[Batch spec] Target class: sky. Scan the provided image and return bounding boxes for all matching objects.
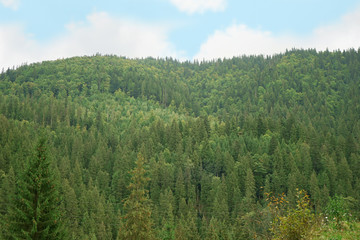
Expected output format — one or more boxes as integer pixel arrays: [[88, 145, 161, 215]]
[[1, 0, 360, 69]]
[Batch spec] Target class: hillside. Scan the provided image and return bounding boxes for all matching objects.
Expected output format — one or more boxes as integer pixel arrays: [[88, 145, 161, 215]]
[[0, 49, 359, 239]]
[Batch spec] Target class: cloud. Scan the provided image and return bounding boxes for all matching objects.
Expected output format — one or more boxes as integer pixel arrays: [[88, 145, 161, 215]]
[[0, 0, 20, 10], [0, 24, 41, 69], [310, 6, 360, 51], [170, 0, 226, 14], [48, 12, 179, 59], [194, 24, 297, 59], [0, 12, 180, 69], [195, 6, 360, 60]]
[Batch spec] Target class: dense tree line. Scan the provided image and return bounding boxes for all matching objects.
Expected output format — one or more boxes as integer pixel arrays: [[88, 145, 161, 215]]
[[0, 49, 359, 239]]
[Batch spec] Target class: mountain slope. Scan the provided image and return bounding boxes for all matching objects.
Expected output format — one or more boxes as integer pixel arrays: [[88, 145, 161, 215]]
[[0, 49, 359, 239]]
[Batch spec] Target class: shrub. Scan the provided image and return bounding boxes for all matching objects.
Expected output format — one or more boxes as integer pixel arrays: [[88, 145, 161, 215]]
[[267, 189, 315, 240], [325, 195, 356, 229]]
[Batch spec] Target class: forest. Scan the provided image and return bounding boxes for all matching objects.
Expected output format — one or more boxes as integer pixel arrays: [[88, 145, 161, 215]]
[[0, 49, 359, 239]]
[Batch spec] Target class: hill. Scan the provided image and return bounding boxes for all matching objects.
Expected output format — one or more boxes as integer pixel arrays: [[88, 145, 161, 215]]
[[1, 49, 359, 239]]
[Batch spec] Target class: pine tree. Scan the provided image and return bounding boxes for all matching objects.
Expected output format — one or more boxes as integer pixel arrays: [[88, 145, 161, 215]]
[[175, 169, 186, 216], [0, 167, 15, 239], [212, 176, 229, 222], [309, 171, 321, 213], [4, 138, 65, 239], [204, 217, 220, 240], [61, 179, 79, 238], [118, 152, 155, 240], [244, 168, 256, 203], [175, 211, 200, 240]]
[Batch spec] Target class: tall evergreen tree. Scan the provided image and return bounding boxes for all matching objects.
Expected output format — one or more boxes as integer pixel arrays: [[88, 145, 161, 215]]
[[0, 167, 15, 239], [309, 171, 321, 213], [4, 138, 65, 239], [118, 153, 155, 240]]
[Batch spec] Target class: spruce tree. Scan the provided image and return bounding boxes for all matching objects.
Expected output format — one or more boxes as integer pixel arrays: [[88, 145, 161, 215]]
[[0, 167, 15, 239], [118, 152, 155, 240], [4, 138, 65, 239], [204, 217, 220, 240]]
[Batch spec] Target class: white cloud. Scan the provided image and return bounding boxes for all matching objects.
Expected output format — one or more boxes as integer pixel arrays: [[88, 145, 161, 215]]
[[310, 6, 360, 51], [194, 24, 298, 59], [48, 12, 178, 59], [0, 0, 20, 10], [170, 0, 226, 14], [0, 12, 180, 69], [0, 24, 41, 69], [195, 6, 360, 60]]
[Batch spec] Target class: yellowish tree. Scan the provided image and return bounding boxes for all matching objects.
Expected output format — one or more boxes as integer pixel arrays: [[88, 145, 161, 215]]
[[118, 153, 155, 240]]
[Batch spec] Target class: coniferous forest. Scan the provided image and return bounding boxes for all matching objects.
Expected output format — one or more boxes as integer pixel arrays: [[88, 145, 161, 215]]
[[0, 49, 360, 239]]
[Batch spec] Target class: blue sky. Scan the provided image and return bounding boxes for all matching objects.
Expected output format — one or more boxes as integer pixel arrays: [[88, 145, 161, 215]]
[[1, 0, 360, 68]]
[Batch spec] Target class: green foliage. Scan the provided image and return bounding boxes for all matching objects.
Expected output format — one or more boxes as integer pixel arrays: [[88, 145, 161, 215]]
[[0, 49, 360, 239], [325, 195, 356, 230], [267, 189, 315, 240], [4, 139, 66, 239], [315, 221, 360, 240], [118, 153, 155, 240]]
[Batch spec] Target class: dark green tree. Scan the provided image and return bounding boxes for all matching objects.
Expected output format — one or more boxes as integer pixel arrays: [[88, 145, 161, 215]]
[[309, 171, 321, 213], [244, 168, 256, 210], [4, 138, 65, 239], [0, 167, 15, 238], [175, 211, 200, 240]]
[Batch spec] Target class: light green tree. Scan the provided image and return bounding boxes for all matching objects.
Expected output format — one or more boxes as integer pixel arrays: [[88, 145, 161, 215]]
[[118, 153, 155, 240]]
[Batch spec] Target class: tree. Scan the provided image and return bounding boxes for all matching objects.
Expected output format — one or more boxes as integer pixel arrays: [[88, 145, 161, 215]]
[[4, 138, 65, 239], [0, 167, 15, 239], [118, 153, 155, 240], [204, 217, 220, 240], [309, 171, 321, 213], [244, 168, 256, 209], [61, 179, 80, 238], [211, 176, 229, 222], [175, 211, 200, 240]]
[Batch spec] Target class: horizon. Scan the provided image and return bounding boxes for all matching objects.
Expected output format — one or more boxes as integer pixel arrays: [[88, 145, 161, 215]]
[[3, 47, 359, 70]]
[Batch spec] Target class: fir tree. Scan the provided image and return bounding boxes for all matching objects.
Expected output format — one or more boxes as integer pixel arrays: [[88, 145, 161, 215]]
[[4, 138, 65, 240], [118, 153, 155, 240], [0, 167, 15, 239]]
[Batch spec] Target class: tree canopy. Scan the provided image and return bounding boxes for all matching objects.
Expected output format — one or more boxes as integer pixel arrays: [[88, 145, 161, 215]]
[[0, 49, 359, 239]]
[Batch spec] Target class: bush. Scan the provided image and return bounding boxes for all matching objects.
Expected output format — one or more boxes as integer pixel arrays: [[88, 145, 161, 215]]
[[267, 189, 315, 240], [325, 195, 356, 230]]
